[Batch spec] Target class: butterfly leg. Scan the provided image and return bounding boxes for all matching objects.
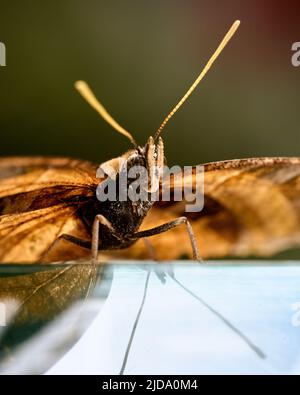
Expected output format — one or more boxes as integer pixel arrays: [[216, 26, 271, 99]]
[[41, 215, 115, 264], [39, 233, 91, 262], [91, 214, 115, 264], [132, 217, 202, 262], [55, 215, 116, 264], [143, 238, 159, 261]]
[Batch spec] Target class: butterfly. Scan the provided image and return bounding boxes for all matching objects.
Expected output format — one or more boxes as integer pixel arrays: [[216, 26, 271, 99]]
[[1, 20, 300, 265]]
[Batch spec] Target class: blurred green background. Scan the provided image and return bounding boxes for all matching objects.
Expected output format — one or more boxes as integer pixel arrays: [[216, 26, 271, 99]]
[[0, 0, 299, 166]]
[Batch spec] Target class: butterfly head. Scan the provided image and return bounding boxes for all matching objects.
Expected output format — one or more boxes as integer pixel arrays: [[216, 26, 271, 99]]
[[98, 136, 164, 183], [143, 135, 165, 175]]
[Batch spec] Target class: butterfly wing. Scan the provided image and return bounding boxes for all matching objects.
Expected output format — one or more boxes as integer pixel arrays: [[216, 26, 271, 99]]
[[122, 157, 300, 259], [0, 157, 100, 263], [3, 156, 300, 261], [0, 263, 104, 368], [0, 158, 106, 365]]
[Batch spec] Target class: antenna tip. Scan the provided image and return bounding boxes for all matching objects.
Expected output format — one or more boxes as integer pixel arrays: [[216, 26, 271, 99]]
[[234, 20, 241, 27], [74, 80, 87, 91]]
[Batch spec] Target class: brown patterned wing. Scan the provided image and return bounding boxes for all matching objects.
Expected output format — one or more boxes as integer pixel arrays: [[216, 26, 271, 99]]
[[0, 158, 104, 363], [0, 264, 103, 367], [0, 157, 100, 263], [0, 264, 99, 323], [123, 157, 300, 259]]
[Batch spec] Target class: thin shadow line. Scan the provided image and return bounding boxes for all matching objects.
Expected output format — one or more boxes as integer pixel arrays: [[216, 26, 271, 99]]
[[170, 276, 266, 360], [119, 270, 151, 375]]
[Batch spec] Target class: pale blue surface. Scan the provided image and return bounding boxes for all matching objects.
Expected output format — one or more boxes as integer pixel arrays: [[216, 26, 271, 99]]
[[46, 262, 300, 375]]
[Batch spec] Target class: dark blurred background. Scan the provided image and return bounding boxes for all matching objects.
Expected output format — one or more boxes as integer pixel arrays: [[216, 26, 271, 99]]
[[0, 0, 299, 166]]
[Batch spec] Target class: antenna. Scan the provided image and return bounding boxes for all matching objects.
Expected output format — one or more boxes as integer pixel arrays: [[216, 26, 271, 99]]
[[75, 80, 138, 147], [154, 20, 241, 140]]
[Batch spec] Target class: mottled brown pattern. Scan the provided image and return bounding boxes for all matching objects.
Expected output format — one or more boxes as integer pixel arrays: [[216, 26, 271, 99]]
[[1, 156, 300, 262], [122, 157, 300, 260], [0, 264, 100, 363], [0, 157, 99, 263]]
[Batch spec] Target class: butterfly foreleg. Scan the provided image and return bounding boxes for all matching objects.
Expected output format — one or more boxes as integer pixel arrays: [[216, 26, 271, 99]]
[[41, 215, 115, 264], [143, 238, 159, 261], [39, 233, 91, 263], [132, 217, 202, 262], [91, 214, 116, 264]]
